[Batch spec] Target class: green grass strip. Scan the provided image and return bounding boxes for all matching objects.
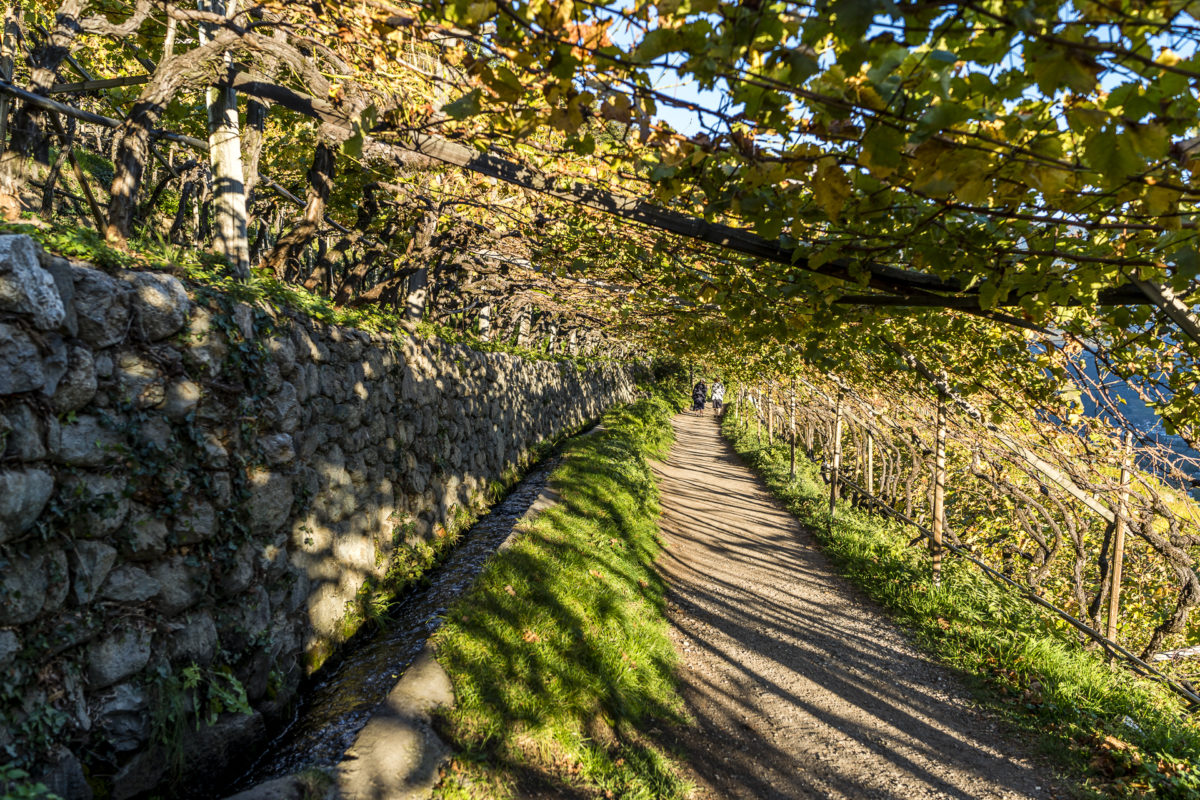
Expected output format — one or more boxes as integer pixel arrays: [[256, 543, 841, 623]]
[[432, 394, 694, 799], [722, 411, 1200, 799]]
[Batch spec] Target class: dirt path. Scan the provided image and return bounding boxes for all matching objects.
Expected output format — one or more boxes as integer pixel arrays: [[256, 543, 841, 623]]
[[652, 413, 1067, 800]]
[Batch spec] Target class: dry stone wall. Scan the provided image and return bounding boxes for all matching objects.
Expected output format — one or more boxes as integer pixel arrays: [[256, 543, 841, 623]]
[[0, 234, 635, 799]]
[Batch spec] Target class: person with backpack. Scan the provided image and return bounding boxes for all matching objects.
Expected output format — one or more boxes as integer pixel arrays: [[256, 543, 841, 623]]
[[692, 378, 707, 414]]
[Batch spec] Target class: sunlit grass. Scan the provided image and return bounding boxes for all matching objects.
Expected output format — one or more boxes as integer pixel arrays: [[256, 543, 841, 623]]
[[432, 395, 694, 799]]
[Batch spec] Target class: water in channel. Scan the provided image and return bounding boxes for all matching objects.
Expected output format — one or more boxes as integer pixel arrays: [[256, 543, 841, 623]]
[[223, 450, 566, 793]]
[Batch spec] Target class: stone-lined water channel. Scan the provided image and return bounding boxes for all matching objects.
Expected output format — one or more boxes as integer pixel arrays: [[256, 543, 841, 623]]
[[218, 448, 568, 796]]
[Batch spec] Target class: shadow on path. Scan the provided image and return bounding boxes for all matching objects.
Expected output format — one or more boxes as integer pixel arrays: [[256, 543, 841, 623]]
[[651, 413, 1066, 800]]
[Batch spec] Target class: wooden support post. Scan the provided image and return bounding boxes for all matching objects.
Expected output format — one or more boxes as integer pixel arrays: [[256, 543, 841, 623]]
[[1106, 431, 1134, 643], [866, 427, 875, 497], [830, 391, 843, 518], [931, 392, 947, 585], [755, 387, 761, 443], [767, 388, 774, 446], [789, 385, 797, 480]]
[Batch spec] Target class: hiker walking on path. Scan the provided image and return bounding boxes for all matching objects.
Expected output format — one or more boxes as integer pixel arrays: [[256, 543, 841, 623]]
[[710, 379, 725, 416], [692, 379, 707, 414]]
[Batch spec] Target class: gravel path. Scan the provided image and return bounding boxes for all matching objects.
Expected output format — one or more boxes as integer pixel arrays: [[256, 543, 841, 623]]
[[652, 413, 1068, 800]]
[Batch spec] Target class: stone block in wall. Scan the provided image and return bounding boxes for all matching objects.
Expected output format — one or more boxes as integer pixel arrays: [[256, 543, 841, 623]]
[[217, 543, 257, 597], [133, 416, 172, 454], [72, 266, 130, 348], [43, 548, 70, 614], [114, 351, 165, 409], [42, 610, 96, 658], [294, 362, 317, 403], [87, 622, 152, 689], [305, 580, 348, 646], [56, 415, 125, 467], [33, 747, 91, 800], [245, 468, 293, 534], [182, 305, 228, 376], [127, 271, 188, 341], [62, 473, 130, 536], [0, 321, 46, 394], [0, 234, 65, 330], [93, 683, 150, 754], [237, 647, 274, 704], [254, 433, 294, 466], [121, 503, 169, 560], [0, 468, 54, 542], [150, 556, 209, 616], [0, 545, 66, 625], [111, 746, 168, 800], [264, 381, 300, 433], [209, 471, 232, 507], [52, 346, 98, 414], [99, 565, 161, 604], [292, 323, 327, 364], [68, 540, 118, 605], [318, 364, 347, 402], [37, 252, 77, 337], [0, 630, 19, 667], [218, 585, 271, 654], [165, 611, 219, 665], [174, 500, 217, 544], [267, 334, 297, 376], [162, 378, 200, 421], [199, 431, 230, 468], [260, 358, 283, 393]]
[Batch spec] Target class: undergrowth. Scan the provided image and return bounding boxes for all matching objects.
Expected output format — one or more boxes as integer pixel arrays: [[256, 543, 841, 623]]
[[431, 392, 693, 800], [722, 409, 1200, 799]]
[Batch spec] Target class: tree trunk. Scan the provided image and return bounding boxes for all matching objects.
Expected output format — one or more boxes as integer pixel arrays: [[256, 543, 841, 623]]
[[0, 0, 84, 208], [241, 23, 287, 202], [40, 119, 71, 215], [199, 0, 249, 278], [107, 32, 242, 243], [478, 303, 492, 340], [168, 179, 196, 243], [403, 206, 439, 320], [263, 143, 335, 277], [516, 307, 530, 347], [406, 265, 428, 322]]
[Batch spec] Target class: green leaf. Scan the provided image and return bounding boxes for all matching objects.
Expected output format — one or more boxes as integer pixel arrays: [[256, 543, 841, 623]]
[[812, 158, 852, 222], [859, 124, 905, 177], [1025, 42, 1100, 95], [1085, 127, 1141, 185], [442, 89, 484, 121]]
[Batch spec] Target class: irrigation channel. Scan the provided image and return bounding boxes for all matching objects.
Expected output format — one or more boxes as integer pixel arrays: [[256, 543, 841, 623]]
[[216, 439, 574, 796]]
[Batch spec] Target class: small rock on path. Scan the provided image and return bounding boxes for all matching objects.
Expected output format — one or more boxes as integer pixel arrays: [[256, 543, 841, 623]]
[[652, 413, 1067, 800]]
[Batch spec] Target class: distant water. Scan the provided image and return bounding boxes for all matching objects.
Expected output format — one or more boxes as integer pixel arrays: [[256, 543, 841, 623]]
[[1077, 352, 1199, 493]]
